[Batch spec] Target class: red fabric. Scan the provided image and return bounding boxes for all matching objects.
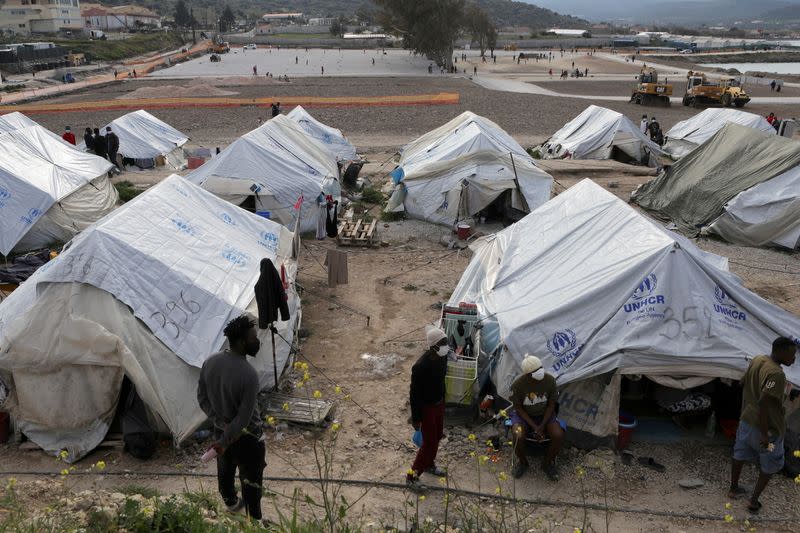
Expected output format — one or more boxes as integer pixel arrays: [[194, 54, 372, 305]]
[[410, 401, 444, 477], [62, 132, 76, 145], [280, 264, 288, 290], [293, 194, 304, 210]]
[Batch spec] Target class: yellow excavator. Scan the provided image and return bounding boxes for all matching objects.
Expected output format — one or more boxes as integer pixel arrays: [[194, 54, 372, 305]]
[[630, 67, 673, 107], [682, 71, 750, 108], [211, 34, 230, 54]]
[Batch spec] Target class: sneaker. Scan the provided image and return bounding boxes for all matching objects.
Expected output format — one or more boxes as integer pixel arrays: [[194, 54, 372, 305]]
[[543, 462, 560, 481], [405, 476, 426, 494], [225, 497, 245, 513], [511, 461, 528, 479], [425, 465, 447, 477]]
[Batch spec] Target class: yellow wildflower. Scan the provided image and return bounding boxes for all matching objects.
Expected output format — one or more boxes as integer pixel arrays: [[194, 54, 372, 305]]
[[313, 390, 322, 399], [576, 466, 585, 478], [498, 409, 508, 418], [407, 469, 416, 477], [467, 433, 476, 442], [418, 495, 426, 501], [794, 450, 800, 458], [438, 477, 446, 486], [479, 455, 489, 465], [282, 402, 290, 411], [495, 486, 501, 494], [60, 469, 69, 476], [469, 451, 476, 458], [744, 520, 751, 527], [266, 416, 277, 426], [335, 386, 342, 394], [95, 461, 106, 471], [724, 514, 734, 523], [302, 372, 310, 383], [486, 439, 494, 447], [331, 422, 341, 432], [58, 450, 68, 460], [795, 474, 800, 484], [343, 394, 351, 401], [573, 529, 582, 533], [724, 502, 732, 510], [498, 472, 508, 481], [6, 478, 17, 490], [506, 441, 513, 446]]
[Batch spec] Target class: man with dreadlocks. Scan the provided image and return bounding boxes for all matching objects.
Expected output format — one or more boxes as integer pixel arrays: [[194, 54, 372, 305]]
[[197, 314, 266, 522]]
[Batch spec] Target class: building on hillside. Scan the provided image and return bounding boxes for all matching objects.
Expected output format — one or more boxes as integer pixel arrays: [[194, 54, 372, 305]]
[[308, 17, 334, 26], [0, 0, 82, 35], [262, 13, 303, 23], [81, 3, 161, 31], [547, 28, 591, 38], [0, 42, 70, 73]]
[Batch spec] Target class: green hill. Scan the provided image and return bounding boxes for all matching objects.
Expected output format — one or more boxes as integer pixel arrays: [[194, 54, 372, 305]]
[[476, 0, 588, 28]]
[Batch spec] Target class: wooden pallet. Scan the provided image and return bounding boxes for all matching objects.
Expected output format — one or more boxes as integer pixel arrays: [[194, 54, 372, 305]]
[[261, 392, 335, 426], [336, 218, 378, 247]]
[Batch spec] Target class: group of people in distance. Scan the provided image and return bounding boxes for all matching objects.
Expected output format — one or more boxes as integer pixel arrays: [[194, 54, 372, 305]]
[[67, 125, 120, 170]]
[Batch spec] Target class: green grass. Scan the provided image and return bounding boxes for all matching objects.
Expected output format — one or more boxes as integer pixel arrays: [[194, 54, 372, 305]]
[[381, 210, 405, 222], [402, 284, 418, 292], [53, 32, 186, 62], [114, 181, 145, 203], [360, 187, 384, 205], [119, 485, 161, 499]]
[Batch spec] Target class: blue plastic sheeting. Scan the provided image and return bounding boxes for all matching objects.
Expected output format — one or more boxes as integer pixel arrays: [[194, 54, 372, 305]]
[[390, 166, 404, 184]]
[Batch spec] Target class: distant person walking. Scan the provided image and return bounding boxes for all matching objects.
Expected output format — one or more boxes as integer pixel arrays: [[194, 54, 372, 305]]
[[473, 66, 477, 75], [321, 65, 324, 75], [640, 114, 649, 135], [770, 80, 776, 91], [83, 127, 94, 153], [252, 65, 257, 76], [648, 117, 663, 145], [105, 126, 120, 169], [271, 102, 281, 117], [61, 126, 76, 145]]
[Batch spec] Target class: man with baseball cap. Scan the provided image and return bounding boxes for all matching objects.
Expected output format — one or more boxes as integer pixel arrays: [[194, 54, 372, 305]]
[[509, 354, 565, 480], [406, 326, 450, 491]]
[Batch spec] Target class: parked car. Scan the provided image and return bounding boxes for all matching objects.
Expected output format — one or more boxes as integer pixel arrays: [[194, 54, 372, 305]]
[[679, 48, 694, 54]]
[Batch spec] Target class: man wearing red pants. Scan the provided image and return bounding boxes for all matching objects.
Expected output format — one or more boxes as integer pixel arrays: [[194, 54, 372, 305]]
[[406, 326, 450, 491]]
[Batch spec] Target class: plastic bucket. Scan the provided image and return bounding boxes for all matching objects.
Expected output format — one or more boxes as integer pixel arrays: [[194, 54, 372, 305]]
[[256, 211, 271, 220], [617, 411, 637, 450], [0, 412, 9, 444], [456, 223, 472, 240]]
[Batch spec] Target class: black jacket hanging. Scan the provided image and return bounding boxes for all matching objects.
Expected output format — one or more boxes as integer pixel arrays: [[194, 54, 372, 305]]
[[255, 258, 290, 329], [326, 201, 338, 238]]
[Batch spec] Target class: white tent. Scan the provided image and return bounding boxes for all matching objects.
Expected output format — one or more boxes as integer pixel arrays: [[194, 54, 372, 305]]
[[664, 108, 776, 159], [0, 174, 301, 461], [0, 112, 42, 133], [286, 105, 357, 162], [399, 111, 531, 174], [541, 105, 663, 166], [386, 111, 552, 226], [81, 110, 189, 169], [185, 114, 341, 233], [386, 151, 553, 227], [0, 124, 117, 256], [449, 179, 800, 438]]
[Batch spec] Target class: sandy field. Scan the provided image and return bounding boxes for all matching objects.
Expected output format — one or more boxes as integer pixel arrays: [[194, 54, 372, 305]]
[[1, 50, 800, 532]]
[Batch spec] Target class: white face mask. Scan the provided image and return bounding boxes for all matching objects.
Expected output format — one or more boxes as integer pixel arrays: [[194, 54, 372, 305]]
[[437, 345, 450, 357], [531, 368, 545, 381]]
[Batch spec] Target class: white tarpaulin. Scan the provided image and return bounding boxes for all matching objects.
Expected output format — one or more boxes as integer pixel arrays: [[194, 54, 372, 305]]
[[80, 110, 189, 165], [0, 174, 301, 461], [0, 111, 43, 133], [386, 151, 553, 226], [399, 111, 531, 174], [541, 105, 663, 166], [185, 114, 341, 233], [0, 124, 116, 255], [706, 164, 800, 249], [449, 179, 800, 405], [664, 108, 776, 159], [286, 105, 357, 162]]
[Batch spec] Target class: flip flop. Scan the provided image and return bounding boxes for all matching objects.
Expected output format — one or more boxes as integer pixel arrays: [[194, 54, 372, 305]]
[[637, 457, 666, 473], [747, 500, 762, 514], [621, 450, 635, 466]]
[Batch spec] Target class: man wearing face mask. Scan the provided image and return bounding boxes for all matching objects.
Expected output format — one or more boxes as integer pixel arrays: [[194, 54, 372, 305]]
[[197, 314, 266, 521], [406, 326, 450, 491], [510, 355, 564, 481]]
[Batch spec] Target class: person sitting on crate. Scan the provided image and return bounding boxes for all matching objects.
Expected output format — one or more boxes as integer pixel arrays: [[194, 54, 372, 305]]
[[406, 326, 451, 492], [509, 355, 566, 481]]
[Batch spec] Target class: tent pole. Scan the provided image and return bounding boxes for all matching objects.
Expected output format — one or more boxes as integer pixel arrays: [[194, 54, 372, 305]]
[[509, 152, 530, 212], [271, 325, 279, 391]]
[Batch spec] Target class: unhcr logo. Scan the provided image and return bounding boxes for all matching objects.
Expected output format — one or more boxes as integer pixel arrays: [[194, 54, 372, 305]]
[[218, 212, 236, 226], [547, 329, 584, 373], [258, 231, 279, 253], [713, 285, 746, 321], [221, 245, 250, 267], [171, 217, 199, 237], [0, 186, 9, 209], [20, 208, 42, 225], [624, 274, 666, 313]]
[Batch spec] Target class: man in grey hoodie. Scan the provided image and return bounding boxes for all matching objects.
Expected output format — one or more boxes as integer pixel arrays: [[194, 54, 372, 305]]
[[197, 314, 265, 521]]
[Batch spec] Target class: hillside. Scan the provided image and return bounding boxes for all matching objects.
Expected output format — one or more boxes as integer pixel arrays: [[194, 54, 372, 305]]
[[95, 0, 586, 28]]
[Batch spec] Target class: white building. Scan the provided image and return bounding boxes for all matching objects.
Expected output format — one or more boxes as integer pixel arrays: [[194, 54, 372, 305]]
[[81, 3, 161, 31], [262, 12, 303, 23], [547, 28, 591, 38], [0, 0, 82, 35]]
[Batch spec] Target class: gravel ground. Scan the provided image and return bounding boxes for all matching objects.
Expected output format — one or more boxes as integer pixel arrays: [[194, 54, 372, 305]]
[[24, 76, 793, 151]]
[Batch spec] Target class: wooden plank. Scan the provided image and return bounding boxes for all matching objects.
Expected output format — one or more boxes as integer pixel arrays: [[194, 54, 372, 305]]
[[365, 220, 377, 239], [351, 220, 363, 239], [20, 440, 124, 451]]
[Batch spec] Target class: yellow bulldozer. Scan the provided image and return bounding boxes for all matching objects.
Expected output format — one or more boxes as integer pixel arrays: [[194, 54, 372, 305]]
[[682, 71, 750, 108], [630, 67, 673, 106], [211, 34, 230, 54]]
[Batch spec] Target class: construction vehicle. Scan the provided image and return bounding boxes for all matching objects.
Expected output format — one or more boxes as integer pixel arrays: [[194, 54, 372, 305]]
[[682, 71, 750, 108], [211, 34, 230, 54], [630, 67, 673, 106]]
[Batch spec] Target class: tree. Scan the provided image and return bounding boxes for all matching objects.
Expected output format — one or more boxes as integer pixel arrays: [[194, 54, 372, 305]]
[[467, 5, 497, 57], [219, 5, 236, 32], [375, 0, 465, 69], [329, 16, 347, 37], [174, 0, 193, 29]]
